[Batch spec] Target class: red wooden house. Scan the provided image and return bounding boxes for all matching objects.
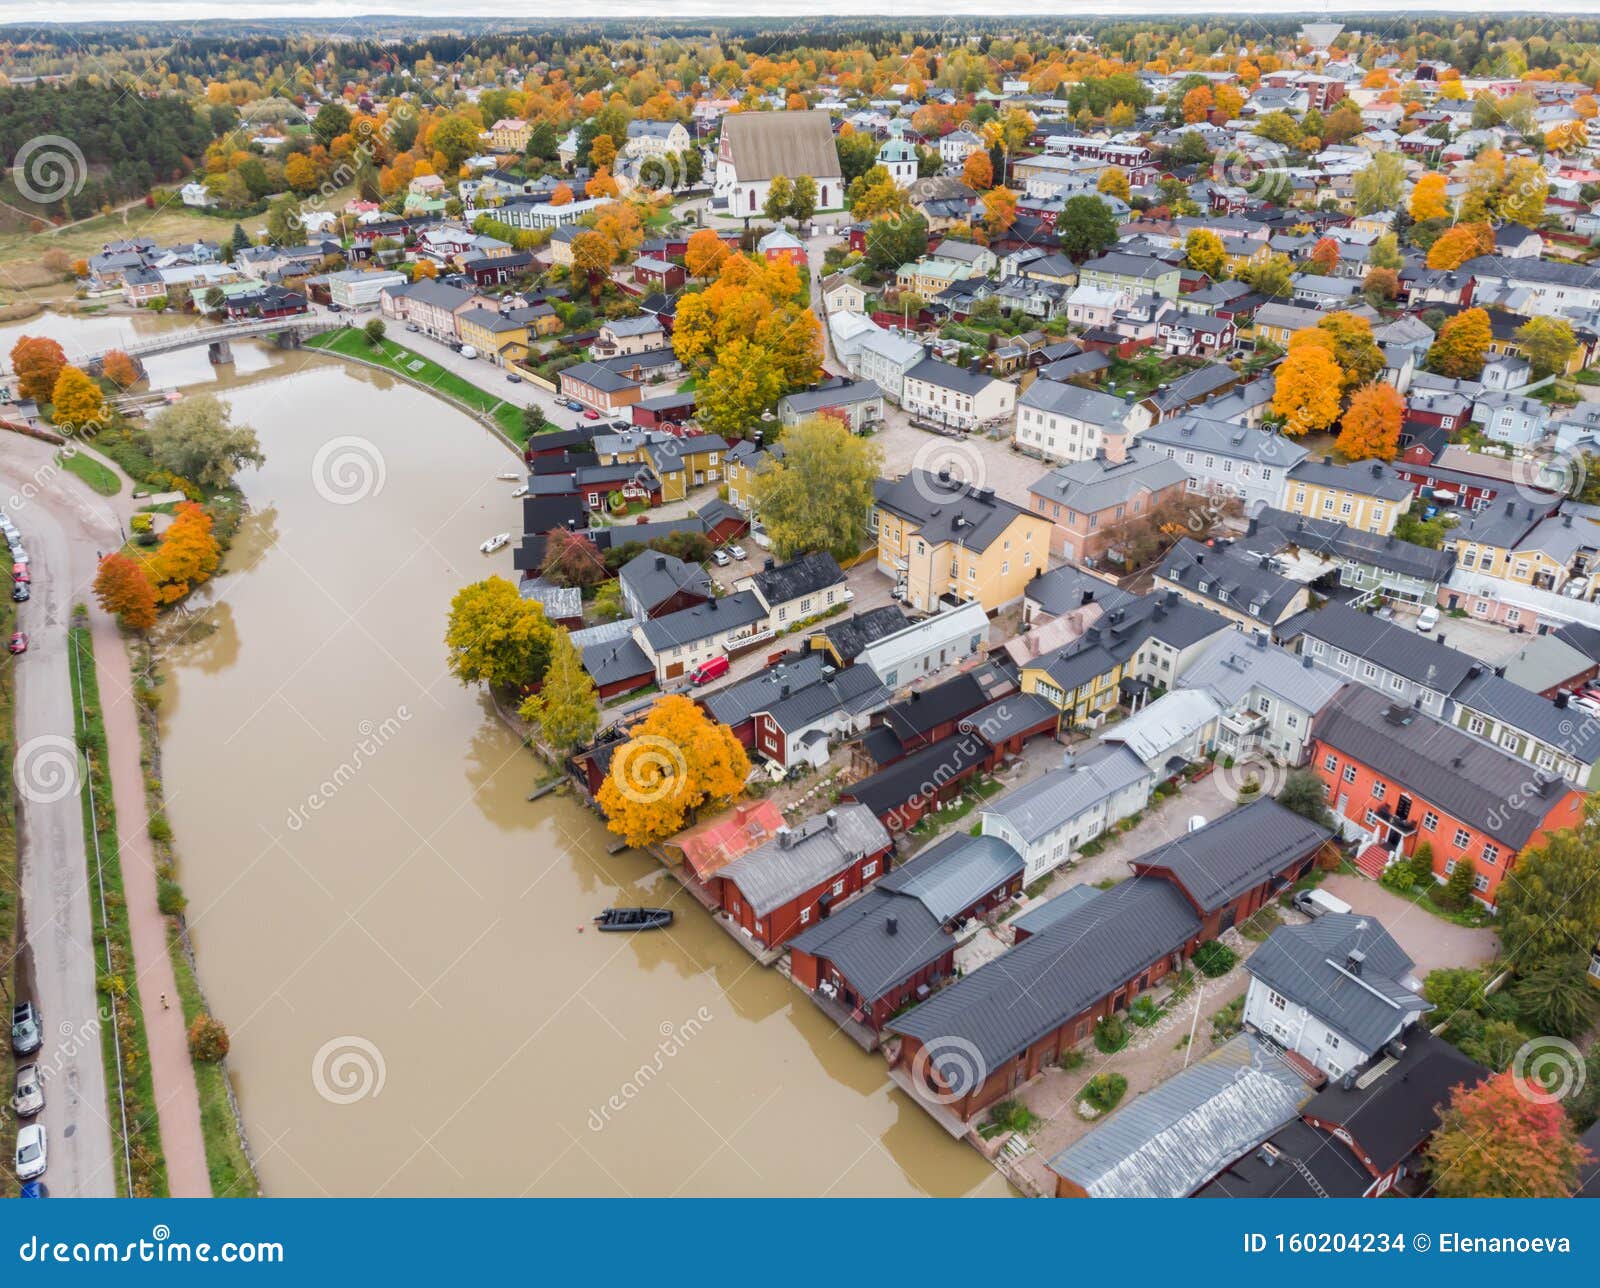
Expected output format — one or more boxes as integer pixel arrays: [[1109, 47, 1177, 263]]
[[712, 805, 893, 950]]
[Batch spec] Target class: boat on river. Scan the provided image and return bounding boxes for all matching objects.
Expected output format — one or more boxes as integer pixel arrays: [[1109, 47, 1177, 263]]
[[593, 907, 674, 932], [480, 532, 510, 553]]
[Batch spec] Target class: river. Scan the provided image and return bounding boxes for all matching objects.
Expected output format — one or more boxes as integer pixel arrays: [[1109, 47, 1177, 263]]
[[2, 316, 1005, 1197]]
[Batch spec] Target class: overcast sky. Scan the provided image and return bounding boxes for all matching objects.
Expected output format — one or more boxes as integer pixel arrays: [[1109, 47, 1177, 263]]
[[6, 2, 1596, 24]]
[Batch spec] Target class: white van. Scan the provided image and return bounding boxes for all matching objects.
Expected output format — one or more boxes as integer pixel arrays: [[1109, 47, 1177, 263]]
[[1292, 888, 1352, 919], [460, 346, 479, 360]]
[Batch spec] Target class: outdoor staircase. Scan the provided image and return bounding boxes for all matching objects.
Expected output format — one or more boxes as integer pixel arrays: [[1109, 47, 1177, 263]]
[[1355, 845, 1391, 881]]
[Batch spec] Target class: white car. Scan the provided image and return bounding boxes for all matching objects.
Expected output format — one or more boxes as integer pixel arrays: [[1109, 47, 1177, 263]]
[[727, 544, 747, 561], [12, 1064, 42, 1118], [710, 548, 731, 567], [1571, 692, 1600, 718], [479, 532, 510, 554], [460, 346, 479, 360], [15, 1123, 46, 1180], [1415, 606, 1440, 632], [1566, 576, 1591, 600]]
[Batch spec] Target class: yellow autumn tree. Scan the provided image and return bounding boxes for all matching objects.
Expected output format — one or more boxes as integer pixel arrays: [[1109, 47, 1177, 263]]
[[1409, 172, 1449, 222], [596, 695, 751, 847], [1272, 345, 1343, 436], [1335, 382, 1404, 463], [1097, 166, 1130, 202], [50, 365, 106, 433], [1426, 222, 1492, 270]]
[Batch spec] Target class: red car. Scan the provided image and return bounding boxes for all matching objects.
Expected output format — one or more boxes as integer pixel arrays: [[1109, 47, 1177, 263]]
[[11, 563, 28, 584], [582, 409, 600, 420], [688, 655, 730, 686], [8, 632, 28, 655]]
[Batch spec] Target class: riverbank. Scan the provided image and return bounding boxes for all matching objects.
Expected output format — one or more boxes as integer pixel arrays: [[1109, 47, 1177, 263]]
[[66, 615, 165, 1197], [305, 327, 530, 447], [126, 634, 259, 1198]]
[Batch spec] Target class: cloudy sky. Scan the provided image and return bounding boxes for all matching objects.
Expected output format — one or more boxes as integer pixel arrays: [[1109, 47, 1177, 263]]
[[5, 1, 1595, 23]]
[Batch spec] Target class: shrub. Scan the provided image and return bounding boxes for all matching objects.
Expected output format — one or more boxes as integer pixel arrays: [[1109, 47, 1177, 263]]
[[985, 1098, 1037, 1135], [187, 1012, 230, 1062], [1129, 995, 1162, 1028], [1083, 1073, 1128, 1113], [147, 814, 172, 844], [1193, 941, 1237, 978], [1058, 1047, 1086, 1071], [1379, 857, 1417, 892], [363, 318, 386, 346], [130, 512, 153, 533], [1436, 858, 1477, 911], [1094, 1012, 1129, 1053], [156, 878, 187, 916]]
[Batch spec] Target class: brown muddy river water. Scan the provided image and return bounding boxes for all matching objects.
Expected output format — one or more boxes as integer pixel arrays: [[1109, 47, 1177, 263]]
[[122, 344, 1007, 1197]]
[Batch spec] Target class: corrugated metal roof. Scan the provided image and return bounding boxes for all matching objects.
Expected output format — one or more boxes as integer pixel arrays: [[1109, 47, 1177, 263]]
[[882, 833, 1024, 923], [1046, 1034, 1311, 1198], [1133, 798, 1333, 913], [983, 744, 1152, 845]]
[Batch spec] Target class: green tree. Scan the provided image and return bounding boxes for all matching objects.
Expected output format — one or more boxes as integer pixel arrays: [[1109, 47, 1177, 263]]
[[518, 630, 599, 751], [311, 101, 352, 145], [1437, 856, 1478, 911], [763, 174, 794, 224], [521, 405, 549, 437], [1497, 827, 1600, 971], [1368, 232, 1402, 271], [1238, 253, 1294, 299], [444, 575, 556, 690], [1277, 770, 1334, 829], [1057, 193, 1118, 262], [1508, 956, 1599, 1039], [789, 174, 817, 224], [1353, 151, 1407, 215], [147, 393, 264, 489], [865, 210, 928, 273], [430, 114, 482, 171], [363, 318, 386, 347], [750, 416, 881, 563], [266, 194, 303, 246], [1515, 316, 1578, 379]]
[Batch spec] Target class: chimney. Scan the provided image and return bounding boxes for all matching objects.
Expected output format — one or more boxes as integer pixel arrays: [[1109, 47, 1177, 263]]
[[886, 916, 898, 936], [1346, 948, 1366, 976], [780, 683, 790, 699], [1103, 431, 1128, 465], [1556, 691, 1570, 708], [1302, 654, 1314, 669], [1080, 589, 1097, 606], [655, 555, 666, 570], [708, 598, 718, 611], [777, 826, 793, 849], [826, 809, 838, 830]]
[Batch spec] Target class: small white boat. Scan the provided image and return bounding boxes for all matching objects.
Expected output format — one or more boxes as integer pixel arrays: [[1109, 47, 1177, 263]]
[[480, 532, 511, 554], [511, 485, 529, 498], [496, 471, 519, 481]]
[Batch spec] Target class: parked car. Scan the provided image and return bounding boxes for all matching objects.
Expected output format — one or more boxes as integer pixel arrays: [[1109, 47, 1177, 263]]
[[710, 548, 730, 567], [582, 408, 600, 420], [688, 655, 730, 686], [1415, 606, 1440, 632], [1571, 693, 1600, 718], [12, 563, 29, 583], [8, 632, 28, 655], [15, 1124, 46, 1181], [18, 1181, 48, 1198], [1566, 576, 1591, 600], [1292, 888, 1353, 919], [727, 544, 747, 561], [405, 322, 420, 333], [12, 1064, 43, 1118], [506, 371, 522, 383], [11, 584, 28, 603], [327, 302, 343, 313], [11, 1002, 41, 1055]]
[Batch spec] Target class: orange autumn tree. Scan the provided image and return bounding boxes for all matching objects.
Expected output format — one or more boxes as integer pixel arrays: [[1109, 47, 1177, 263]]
[[1272, 345, 1343, 436], [144, 502, 221, 605], [1306, 237, 1340, 276], [1424, 1072, 1590, 1198], [101, 349, 139, 389], [961, 149, 993, 190], [10, 335, 67, 403], [1426, 307, 1493, 379], [982, 185, 1018, 236], [549, 183, 574, 206], [1426, 221, 1492, 270], [93, 552, 157, 631], [684, 228, 730, 278], [671, 252, 821, 394], [1335, 382, 1404, 462], [596, 694, 751, 847]]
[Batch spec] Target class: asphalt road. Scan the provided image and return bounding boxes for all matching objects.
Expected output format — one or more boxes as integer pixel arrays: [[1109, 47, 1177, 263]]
[[2, 435, 122, 1198]]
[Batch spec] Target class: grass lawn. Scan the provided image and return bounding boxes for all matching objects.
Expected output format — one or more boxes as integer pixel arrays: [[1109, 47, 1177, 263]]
[[308, 328, 529, 443], [59, 449, 121, 496]]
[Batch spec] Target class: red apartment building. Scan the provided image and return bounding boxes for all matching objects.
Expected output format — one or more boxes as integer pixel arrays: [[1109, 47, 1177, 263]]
[[1309, 685, 1584, 906]]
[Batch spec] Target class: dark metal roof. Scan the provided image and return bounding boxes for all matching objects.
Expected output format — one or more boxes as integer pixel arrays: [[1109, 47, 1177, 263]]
[[822, 605, 910, 662], [748, 551, 845, 608], [1133, 798, 1333, 914], [1158, 538, 1303, 625], [1454, 670, 1600, 763], [1245, 913, 1430, 1053], [887, 876, 1202, 1095], [1313, 683, 1571, 848], [700, 655, 829, 727], [1293, 601, 1475, 693], [788, 887, 950, 1003], [881, 832, 1024, 924], [844, 731, 990, 820], [637, 591, 766, 652]]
